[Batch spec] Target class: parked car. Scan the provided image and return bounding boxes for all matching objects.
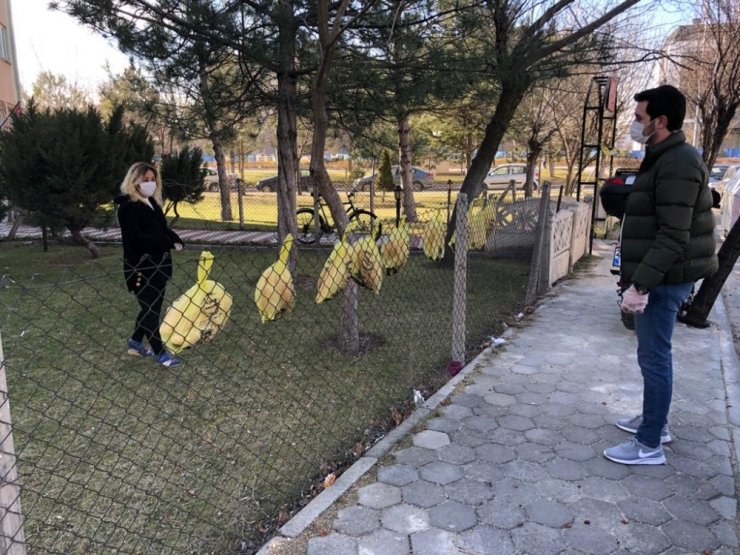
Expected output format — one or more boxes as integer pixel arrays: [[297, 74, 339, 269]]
[[483, 163, 539, 190], [709, 164, 740, 207], [599, 168, 638, 219], [201, 167, 238, 192], [720, 172, 740, 236], [352, 165, 434, 192], [256, 171, 313, 193]]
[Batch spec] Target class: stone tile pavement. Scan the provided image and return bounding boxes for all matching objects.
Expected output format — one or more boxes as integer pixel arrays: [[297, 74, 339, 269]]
[[262, 240, 739, 555]]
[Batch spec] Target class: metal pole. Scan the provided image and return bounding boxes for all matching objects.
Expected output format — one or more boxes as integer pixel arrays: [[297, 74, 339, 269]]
[[590, 81, 606, 255], [446, 180, 453, 226], [0, 332, 28, 554], [449, 193, 468, 378], [237, 181, 245, 230]]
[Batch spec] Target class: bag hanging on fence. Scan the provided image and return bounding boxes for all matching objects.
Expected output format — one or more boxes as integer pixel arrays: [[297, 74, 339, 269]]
[[160, 251, 233, 353]]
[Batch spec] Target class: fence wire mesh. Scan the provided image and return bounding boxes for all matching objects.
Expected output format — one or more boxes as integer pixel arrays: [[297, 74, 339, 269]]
[[0, 190, 543, 554]]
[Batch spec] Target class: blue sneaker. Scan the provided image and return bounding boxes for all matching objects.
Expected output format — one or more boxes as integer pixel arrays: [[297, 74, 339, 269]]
[[616, 414, 672, 443], [127, 339, 154, 358], [156, 352, 182, 367], [604, 437, 666, 465]]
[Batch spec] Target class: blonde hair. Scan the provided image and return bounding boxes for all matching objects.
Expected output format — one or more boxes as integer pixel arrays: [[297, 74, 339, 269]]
[[120, 162, 163, 205]]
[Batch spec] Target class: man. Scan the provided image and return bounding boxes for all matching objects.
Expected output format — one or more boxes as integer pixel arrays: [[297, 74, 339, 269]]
[[604, 85, 717, 465]]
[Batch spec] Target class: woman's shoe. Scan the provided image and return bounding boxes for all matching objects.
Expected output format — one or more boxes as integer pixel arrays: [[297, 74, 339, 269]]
[[156, 352, 182, 367], [127, 339, 154, 358]]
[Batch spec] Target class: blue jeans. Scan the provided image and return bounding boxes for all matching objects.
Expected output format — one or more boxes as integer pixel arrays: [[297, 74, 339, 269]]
[[633, 282, 693, 448]]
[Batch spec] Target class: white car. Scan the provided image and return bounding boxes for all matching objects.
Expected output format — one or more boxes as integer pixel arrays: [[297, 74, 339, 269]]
[[710, 164, 740, 199], [719, 172, 740, 236], [484, 163, 539, 190]]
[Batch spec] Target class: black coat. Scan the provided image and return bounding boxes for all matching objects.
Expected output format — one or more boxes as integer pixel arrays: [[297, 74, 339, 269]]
[[115, 195, 183, 291]]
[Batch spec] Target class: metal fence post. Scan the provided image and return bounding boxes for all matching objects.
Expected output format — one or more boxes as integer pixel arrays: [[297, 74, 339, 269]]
[[449, 193, 468, 377], [0, 332, 27, 555], [526, 181, 551, 304]]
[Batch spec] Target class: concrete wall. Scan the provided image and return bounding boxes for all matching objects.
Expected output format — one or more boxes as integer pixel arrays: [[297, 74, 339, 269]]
[[0, 0, 21, 126]]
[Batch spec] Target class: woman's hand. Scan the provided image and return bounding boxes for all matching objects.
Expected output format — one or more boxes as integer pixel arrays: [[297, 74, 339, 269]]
[[174, 242, 184, 251]]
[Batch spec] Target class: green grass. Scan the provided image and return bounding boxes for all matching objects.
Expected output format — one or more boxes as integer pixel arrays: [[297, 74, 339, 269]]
[[0, 242, 529, 553]]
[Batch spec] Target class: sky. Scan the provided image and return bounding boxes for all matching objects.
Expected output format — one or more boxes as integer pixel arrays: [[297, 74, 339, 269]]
[[9, 0, 693, 97], [11, 0, 130, 94]]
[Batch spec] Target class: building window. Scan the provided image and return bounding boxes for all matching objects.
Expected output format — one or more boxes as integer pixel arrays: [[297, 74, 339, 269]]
[[0, 25, 9, 61]]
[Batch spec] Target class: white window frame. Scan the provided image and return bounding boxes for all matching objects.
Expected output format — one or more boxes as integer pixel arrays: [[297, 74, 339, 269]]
[[0, 24, 9, 61]]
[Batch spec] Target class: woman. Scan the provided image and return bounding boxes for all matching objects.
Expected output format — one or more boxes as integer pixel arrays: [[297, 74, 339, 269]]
[[116, 162, 184, 367]]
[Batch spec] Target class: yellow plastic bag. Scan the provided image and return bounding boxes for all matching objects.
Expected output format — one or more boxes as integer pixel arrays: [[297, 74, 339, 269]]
[[160, 251, 233, 353]]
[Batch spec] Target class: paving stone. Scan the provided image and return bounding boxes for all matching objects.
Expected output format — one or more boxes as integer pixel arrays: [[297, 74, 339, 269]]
[[451, 429, 487, 448], [402, 480, 447, 508], [549, 391, 580, 405], [617, 498, 671, 526], [498, 414, 535, 431], [492, 382, 525, 395], [426, 417, 461, 434], [511, 364, 538, 375], [437, 444, 475, 465], [561, 426, 602, 445], [622, 475, 673, 501], [483, 392, 517, 406], [670, 454, 725, 479], [429, 501, 477, 532], [358, 482, 402, 510], [524, 499, 573, 528], [612, 522, 671, 554], [307, 533, 358, 555], [419, 461, 463, 485], [476, 498, 525, 529], [709, 496, 737, 520], [456, 525, 514, 554], [564, 524, 619, 554], [661, 519, 721, 551], [710, 521, 739, 548], [568, 412, 608, 429], [710, 474, 736, 497], [394, 446, 438, 467], [474, 443, 516, 464], [507, 403, 543, 418], [378, 464, 419, 487], [356, 529, 408, 555], [535, 478, 583, 503], [577, 477, 629, 503], [413, 430, 450, 450], [381, 504, 429, 534], [461, 460, 505, 483], [670, 439, 717, 460], [334, 505, 381, 537], [545, 457, 588, 480], [582, 457, 631, 480], [487, 427, 527, 446], [453, 393, 485, 408], [662, 495, 720, 525], [462, 416, 498, 433], [441, 404, 473, 420], [569, 497, 623, 526], [524, 428, 564, 446], [523, 381, 557, 394], [540, 402, 577, 417], [410, 527, 462, 555], [555, 442, 597, 461], [500, 459, 550, 482], [514, 442, 556, 463], [510, 522, 566, 555], [471, 404, 507, 417], [446, 479, 494, 506], [516, 391, 549, 405], [662, 473, 719, 500], [629, 461, 675, 479]]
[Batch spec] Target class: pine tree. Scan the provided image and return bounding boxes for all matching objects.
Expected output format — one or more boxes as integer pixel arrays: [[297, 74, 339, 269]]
[[376, 150, 395, 194], [160, 147, 206, 222]]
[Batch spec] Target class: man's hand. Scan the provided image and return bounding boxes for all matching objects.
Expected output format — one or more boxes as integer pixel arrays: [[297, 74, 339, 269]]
[[174, 242, 184, 251], [621, 285, 649, 314]]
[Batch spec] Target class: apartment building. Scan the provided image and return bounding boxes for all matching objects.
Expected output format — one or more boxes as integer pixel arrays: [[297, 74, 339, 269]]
[[0, 0, 21, 129]]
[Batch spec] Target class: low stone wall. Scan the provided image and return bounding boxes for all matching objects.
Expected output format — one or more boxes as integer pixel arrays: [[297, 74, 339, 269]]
[[549, 201, 591, 285]]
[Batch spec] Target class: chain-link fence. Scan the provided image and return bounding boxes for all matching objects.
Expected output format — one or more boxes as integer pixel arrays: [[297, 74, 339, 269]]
[[0, 190, 548, 554]]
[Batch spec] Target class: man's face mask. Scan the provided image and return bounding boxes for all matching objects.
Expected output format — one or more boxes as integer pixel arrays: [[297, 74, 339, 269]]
[[630, 119, 656, 144]]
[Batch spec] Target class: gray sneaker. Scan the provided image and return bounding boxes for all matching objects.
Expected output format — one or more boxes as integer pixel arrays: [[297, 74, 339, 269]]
[[616, 415, 672, 443], [604, 437, 666, 465]]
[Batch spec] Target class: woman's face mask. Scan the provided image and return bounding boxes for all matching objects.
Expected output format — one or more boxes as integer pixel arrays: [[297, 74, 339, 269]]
[[139, 180, 157, 197]]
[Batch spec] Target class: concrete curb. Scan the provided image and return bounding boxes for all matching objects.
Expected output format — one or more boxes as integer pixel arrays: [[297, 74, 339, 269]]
[[717, 292, 740, 471]]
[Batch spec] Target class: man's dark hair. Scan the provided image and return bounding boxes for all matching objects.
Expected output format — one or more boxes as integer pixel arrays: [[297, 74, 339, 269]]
[[634, 85, 686, 131]]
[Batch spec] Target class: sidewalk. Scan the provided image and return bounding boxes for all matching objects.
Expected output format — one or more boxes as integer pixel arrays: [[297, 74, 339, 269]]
[[263, 239, 738, 555]]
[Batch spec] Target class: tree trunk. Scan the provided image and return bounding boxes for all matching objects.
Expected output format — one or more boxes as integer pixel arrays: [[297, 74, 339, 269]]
[[397, 113, 418, 222], [679, 215, 740, 327], [275, 2, 300, 255], [212, 137, 233, 221], [701, 105, 737, 171], [443, 83, 527, 258], [69, 228, 100, 258], [7, 209, 22, 240], [525, 139, 541, 198]]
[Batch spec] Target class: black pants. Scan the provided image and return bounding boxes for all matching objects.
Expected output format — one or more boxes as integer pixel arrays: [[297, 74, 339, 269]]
[[131, 279, 167, 355]]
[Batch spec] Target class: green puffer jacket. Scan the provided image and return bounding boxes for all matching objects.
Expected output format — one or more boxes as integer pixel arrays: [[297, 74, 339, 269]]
[[620, 130, 717, 290]]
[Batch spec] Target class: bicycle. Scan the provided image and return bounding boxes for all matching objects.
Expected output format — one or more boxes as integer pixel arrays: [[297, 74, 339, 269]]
[[296, 190, 377, 244]]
